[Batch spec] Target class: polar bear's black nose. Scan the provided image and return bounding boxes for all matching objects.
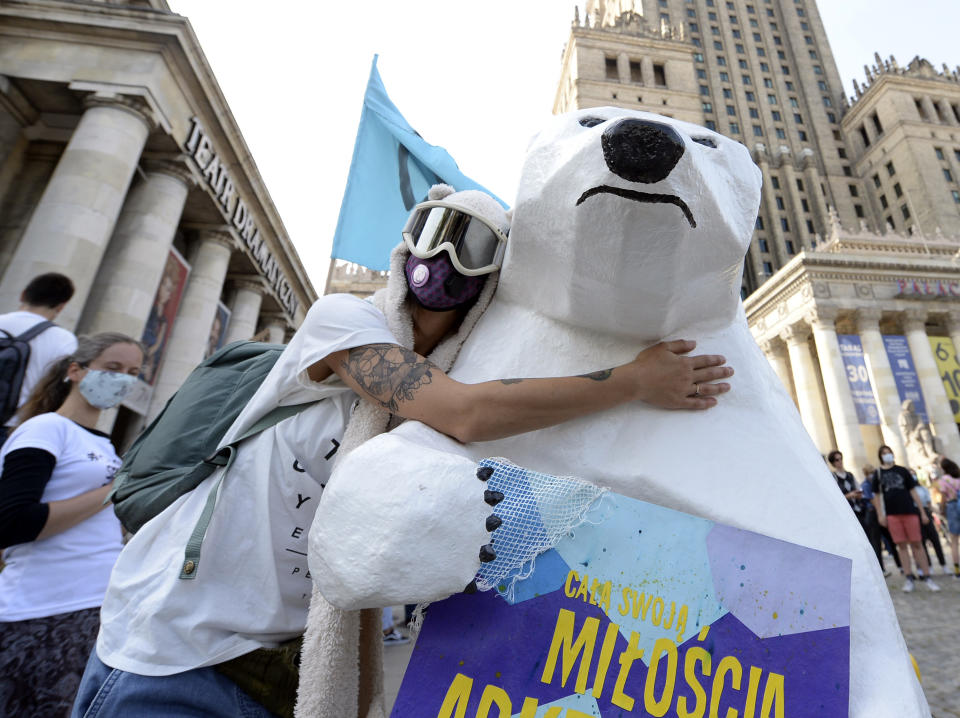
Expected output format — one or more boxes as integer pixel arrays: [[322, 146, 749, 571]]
[[601, 119, 685, 184]]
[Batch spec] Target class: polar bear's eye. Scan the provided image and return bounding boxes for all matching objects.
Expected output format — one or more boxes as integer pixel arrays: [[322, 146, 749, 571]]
[[579, 117, 605, 128], [692, 136, 718, 148]]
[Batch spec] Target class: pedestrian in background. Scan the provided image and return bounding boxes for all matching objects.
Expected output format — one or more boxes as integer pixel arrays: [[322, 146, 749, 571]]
[[913, 476, 949, 575], [937, 456, 960, 577], [0, 333, 142, 717], [870, 445, 940, 593]]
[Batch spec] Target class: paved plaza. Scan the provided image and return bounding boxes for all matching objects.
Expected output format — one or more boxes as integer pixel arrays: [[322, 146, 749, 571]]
[[383, 571, 960, 717]]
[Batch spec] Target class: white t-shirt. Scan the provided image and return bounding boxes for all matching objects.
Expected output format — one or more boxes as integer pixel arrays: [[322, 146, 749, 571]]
[[0, 413, 123, 621], [96, 294, 397, 676], [0, 310, 77, 424]]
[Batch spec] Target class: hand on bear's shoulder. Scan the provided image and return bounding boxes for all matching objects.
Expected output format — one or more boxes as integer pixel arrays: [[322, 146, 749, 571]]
[[621, 340, 732, 410]]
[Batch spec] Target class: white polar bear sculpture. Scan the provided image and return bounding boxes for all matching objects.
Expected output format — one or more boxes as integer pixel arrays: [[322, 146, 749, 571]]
[[310, 108, 928, 716]]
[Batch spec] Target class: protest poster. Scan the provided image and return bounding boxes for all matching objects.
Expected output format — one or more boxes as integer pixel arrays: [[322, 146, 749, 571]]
[[393, 460, 851, 718]]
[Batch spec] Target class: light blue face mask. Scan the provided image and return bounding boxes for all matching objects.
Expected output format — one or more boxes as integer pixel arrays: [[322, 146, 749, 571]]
[[78, 370, 138, 410]]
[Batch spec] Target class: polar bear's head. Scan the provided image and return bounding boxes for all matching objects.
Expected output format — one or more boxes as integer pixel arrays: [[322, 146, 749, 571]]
[[499, 108, 762, 341]]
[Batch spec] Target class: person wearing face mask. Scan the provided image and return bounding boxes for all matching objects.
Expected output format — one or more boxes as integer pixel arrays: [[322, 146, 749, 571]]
[[869, 445, 941, 593], [0, 332, 143, 717]]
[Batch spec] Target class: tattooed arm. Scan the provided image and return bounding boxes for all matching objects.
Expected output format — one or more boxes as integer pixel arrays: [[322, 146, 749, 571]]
[[310, 339, 732, 444]]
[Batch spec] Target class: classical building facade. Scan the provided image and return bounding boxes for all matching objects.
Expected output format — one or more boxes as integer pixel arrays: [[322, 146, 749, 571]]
[[0, 0, 317, 444]]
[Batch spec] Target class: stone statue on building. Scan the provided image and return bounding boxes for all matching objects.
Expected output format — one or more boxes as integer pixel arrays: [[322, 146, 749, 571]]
[[898, 398, 941, 468]]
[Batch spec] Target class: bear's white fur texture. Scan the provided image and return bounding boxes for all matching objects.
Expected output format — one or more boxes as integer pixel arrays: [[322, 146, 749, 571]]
[[310, 108, 928, 716]]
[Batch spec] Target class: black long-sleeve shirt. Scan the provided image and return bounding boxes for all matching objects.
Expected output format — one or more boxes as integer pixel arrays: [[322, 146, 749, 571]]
[[0, 448, 56, 547]]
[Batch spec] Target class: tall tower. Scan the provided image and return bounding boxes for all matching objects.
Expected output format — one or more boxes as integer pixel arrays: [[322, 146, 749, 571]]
[[556, 0, 858, 296], [842, 55, 960, 239]]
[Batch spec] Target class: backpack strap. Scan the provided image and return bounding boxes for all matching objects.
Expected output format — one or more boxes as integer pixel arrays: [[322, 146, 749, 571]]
[[15, 320, 55, 343], [179, 400, 319, 580]]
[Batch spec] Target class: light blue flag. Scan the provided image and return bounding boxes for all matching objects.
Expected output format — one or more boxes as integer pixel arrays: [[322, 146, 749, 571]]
[[331, 55, 505, 271]]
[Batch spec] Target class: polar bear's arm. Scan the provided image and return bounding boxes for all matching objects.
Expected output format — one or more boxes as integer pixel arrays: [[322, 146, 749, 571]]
[[307, 433, 495, 609]]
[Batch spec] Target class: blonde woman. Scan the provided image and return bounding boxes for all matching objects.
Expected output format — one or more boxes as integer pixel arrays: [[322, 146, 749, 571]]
[[0, 333, 142, 717]]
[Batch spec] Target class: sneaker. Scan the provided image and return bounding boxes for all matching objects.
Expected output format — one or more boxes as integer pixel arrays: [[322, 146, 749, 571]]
[[383, 628, 410, 645], [942, 564, 952, 576], [923, 578, 941, 592], [882, 568, 892, 578], [901, 578, 915, 593]]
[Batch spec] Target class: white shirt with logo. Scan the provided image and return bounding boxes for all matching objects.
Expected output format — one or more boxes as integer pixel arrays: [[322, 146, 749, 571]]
[[96, 294, 397, 675], [0, 310, 77, 424], [0, 413, 123, 621]]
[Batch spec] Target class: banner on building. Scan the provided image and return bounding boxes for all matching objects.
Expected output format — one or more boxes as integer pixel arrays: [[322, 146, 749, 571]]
[[123, 248, 191, 415], [205, 301, 232, 359], [838, 335, 880, 425], [929, 336, 960, 422], [330, 55, 504, 271], [881, 335, 928, 422], [393, 461, 851, 718]]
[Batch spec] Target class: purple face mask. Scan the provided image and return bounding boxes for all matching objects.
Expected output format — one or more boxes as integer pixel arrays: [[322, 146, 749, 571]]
[[405, 252, 488, 311]]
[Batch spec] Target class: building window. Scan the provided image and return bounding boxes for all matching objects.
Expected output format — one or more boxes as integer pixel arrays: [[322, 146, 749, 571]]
[[837, 147, 847, 159], [757, 47, 766, 57], [717, 56, 727, 66], [773, 36, 782, 46], [756, 216, 765, 229], [760, 62, 770, 72], [736, 43, 745, 54], [693, 38, 703, 47], [945, 168, 955, 183], [763, 261, 774, 274], [886, 216, 895, 230], [723, 88, 733, 99], [705, 120, 717, 130], [827, 112, 836, 123], [813, 65, 823, 75], [914, 98, 927, 120], [771, 176, 780, 189], [726, 105, 737, 116], [786, 240, 795, 254], [708, 10, 718, 20], [771, 110, 782, 121], [739, 59, 748, 69], [871, 112, 883, 134], [809, 50, 818, 59], [784, 81, 795, 91], [720, 71, 730, 81], [953, 190, 960, 204], [758, 238, 769, 252], [894, 182, 902, 197], [901, 205, 911, 220], [701, 85, 711, 96], [796, 178, 804, 191], [798, 130, 807, 141], [822, 96, 832, 107], [801, 198, 809, 211], [843, 165, 852, 176], [767, 94, 777, 104], [775, 196, 785, 209], [605, 57, 619, 81], [849, 184, 859, 197], [696, 68, 707, 79], [742, 74, 753, 85], [695, 53, 705, 62], [714, 41, 724, 50], [753, 124, 764, 136], [855, 204, 864, 218], [776, 128, 786, 139], [801, 21, 809, 31], [688, 9, 697, 19], [630, 60, 643, 83], [781, 217, 790, 231], [729, 122, 741, 134], [764, 77, 774, 88], [733, 29, 741, 38], [653, 64, 667, 86], [794, 113, 803, 124], [955, 149, 960, 163], [935, 147, 945, 160], [749, 106, 759, 117], [806, 219, 815, 233], [702, 102, 714, 113], [859, 125, 870, 147], [747, 4, 755, 13], [781, 65, 790, 75], [880, 195, 888, 209], [872, 174, 881, 188], [805, 35, 813, 45], [750, 18, 758, 27], [753, 31, 762, 41]]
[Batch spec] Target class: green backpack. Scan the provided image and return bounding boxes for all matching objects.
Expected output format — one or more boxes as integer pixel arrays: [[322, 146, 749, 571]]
[[110, 340, 317, 579]]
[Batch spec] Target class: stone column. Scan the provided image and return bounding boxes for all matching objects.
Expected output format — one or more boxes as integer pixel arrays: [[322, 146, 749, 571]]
[[78, 160, 194, 338], [760, 338, 796, 403], [920, 96, 939, 123], [902, 308, 960, 460], [617, 53, 630, 84], [147, 230, 233, 421], [0, 92, 155, 329], [800, 152, 829, 238], [856, 309, 907, 462], [780, 159, 809, 250], [223, 279, 264, 344], [641, 57, 654, 87], [264, 319, 287, 345], [756, 153, 787, 265], [809, 307, 869, 471], [938, 99, 959, 127], [781, 321, 835, 454]]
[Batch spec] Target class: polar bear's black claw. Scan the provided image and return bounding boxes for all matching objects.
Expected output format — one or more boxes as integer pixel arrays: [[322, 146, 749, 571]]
[[477, 466, 494, 481], [479, 544, 497, 562], [484, 490, 504, 506], [463, 580, 478, 594], [485, 515, 503, 531]]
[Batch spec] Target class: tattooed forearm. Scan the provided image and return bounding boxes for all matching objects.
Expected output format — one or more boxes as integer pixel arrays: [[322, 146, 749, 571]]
[[500, 378, 524, 385], [577, 369, 613, 382], [339, 343, 437, 412]]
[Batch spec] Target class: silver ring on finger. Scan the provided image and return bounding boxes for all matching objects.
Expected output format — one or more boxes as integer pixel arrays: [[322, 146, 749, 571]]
[[693, 382, 701, 397]]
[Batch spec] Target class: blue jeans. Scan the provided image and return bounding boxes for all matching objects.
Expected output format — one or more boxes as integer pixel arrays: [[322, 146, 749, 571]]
[[72, 650, 276, 717]]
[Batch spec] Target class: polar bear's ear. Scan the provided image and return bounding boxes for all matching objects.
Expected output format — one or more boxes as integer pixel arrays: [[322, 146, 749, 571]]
[[428, 183, 456, 201]]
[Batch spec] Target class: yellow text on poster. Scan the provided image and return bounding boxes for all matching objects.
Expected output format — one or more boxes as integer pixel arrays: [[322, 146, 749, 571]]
[[929, 336, 960, 422]]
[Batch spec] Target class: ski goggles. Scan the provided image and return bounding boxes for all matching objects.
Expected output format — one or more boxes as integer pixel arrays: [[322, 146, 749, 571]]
[[402, 201, 508, 276]]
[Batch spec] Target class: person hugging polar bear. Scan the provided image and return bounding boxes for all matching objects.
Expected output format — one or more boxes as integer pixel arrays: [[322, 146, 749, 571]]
[[301, 108, 928, 717]]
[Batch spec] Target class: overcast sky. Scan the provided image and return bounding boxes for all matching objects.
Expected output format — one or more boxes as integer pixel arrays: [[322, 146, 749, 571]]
[[166, 1, 959, 289]]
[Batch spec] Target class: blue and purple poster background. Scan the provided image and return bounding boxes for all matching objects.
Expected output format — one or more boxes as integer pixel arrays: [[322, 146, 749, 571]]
[[393, 461, 851, 718], [882, 334, 928, 422]]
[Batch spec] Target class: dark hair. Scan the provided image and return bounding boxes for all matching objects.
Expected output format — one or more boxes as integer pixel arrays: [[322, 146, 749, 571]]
[[827, 450, 842, 464], [17, 332, 143, 422], [21, 273, 74, 308], [941, 457, 960, 478], [877, 445, 893, 461]]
